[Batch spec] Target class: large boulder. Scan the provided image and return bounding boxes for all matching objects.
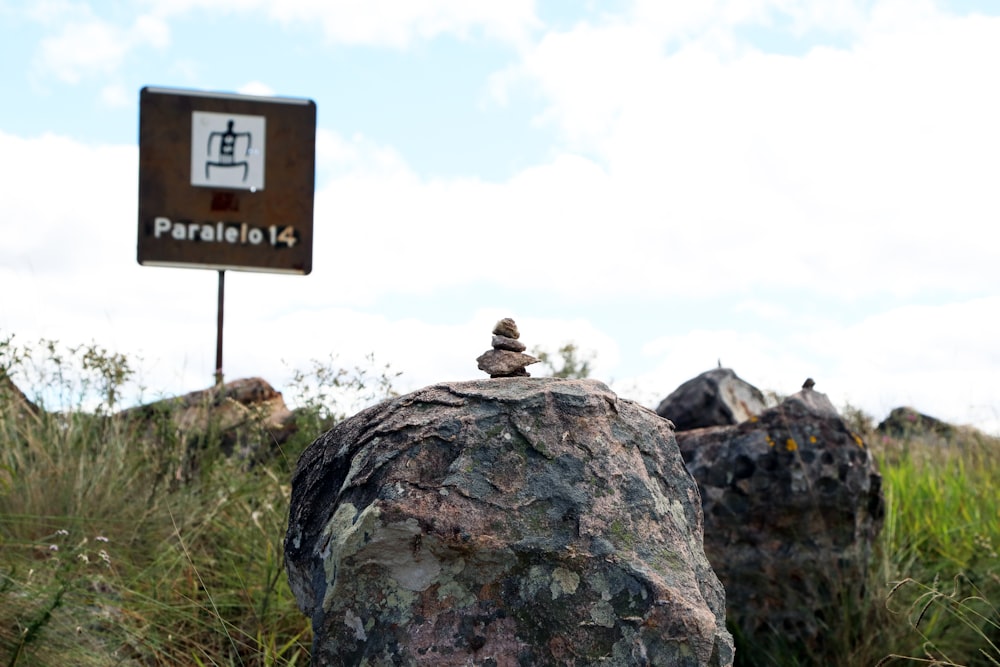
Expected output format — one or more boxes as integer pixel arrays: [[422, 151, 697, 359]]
[[676, 385, 884, 662], [656, 368, 767, 431], [285, 378, 734, 666]]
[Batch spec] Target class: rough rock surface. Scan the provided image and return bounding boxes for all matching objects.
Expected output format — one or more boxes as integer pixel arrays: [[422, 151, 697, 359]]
[[121, 377, 297, 471], [656, 368, 767, 431], [492, 334, 527, 353], [676, 386, 884, 660], [476, 349, 540, 378], [877, 406, 956, 441], [285, 378, 734, 667]]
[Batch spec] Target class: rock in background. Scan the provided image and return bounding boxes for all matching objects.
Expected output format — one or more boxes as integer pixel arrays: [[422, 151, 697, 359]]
[[877, 406, 956, 442], [656, 368, 767, 431], [285, 378, 734, 666], [121, 377, 298, 475], [676, 383, 884, 662], [0, 368, 40, 420]]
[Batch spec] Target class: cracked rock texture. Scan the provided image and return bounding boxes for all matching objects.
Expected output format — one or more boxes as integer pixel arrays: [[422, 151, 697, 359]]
[[285, 378, 734, 666], [677, 387, 884, 661], [656, 367, 767, 431]]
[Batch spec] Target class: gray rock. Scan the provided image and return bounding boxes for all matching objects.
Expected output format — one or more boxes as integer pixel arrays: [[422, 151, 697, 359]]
[[492, 318, 520, 339], [785, 385, 840, 419], [491, 334, 527, 353], [477, 349, 540, 378], [119, 377, 297, 473], [877, 406, 956, 441], [656, 368, 767, 431], [285, 378, 734, 666], [676, 389, 884, 662]]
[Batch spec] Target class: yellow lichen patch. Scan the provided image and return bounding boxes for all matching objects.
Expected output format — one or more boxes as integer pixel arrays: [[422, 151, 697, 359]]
[[749, 415, 758, 423], [785, 438, 798, 452], [852, 433, 865, 449], [809, 435, 817, 444], [766, 435, 775, 448]]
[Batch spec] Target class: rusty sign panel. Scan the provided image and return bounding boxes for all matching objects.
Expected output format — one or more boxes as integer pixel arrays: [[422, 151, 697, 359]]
[[138, 86, 316, 274]]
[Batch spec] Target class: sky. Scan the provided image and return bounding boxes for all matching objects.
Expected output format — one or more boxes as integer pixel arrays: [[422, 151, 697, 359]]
[[1, 0, 999, 433]]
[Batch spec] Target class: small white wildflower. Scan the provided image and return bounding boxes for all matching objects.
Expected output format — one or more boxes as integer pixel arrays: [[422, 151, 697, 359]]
[[49, 544, 59, 552], [95, 536, 109, 543], [77, 553, 90, 564], [56, 529, 69, 536], [98, 550, 111, 565]]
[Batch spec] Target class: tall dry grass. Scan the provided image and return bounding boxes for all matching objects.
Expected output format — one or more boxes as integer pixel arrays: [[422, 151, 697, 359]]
[[0, 336, 400, 666]]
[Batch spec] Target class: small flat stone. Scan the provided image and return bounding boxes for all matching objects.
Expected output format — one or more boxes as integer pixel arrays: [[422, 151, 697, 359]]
[[492, 318, 520, 339], [477, 349, 539, 377], [492, 334, 526, 352], [492, 368, 530, 378]]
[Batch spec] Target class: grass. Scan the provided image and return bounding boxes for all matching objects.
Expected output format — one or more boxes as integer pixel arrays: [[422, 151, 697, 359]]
[[730, 415, 1000, 667], [0, 401, 314, 666], [1, 335, 998, 665], [869, 427, 1000, 667], [0, 336, 393, 666]]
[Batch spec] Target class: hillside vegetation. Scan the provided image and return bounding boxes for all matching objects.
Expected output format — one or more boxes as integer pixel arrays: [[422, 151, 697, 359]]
[[0, 338, 997, 666]]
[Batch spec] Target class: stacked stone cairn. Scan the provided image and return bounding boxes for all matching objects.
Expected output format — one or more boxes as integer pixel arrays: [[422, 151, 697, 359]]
[[476, 317, 540, 378]]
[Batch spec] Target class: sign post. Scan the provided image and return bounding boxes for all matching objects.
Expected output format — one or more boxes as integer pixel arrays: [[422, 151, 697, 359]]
[[137, 86, 316, 384], [215, 269, 225, 385]]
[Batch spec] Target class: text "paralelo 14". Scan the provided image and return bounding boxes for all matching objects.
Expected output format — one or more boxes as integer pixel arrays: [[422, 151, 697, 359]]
[[152, 216, 299, 248]]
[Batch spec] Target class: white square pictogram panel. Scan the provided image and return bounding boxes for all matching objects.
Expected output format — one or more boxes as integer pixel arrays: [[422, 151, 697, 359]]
[[190, 111, 266, 191]]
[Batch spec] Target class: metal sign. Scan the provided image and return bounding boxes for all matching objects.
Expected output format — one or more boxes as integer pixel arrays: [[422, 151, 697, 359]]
[[138, 86, 316, 274]]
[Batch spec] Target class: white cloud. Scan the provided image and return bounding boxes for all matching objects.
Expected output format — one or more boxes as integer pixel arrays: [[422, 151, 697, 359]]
[[99, 82, 131, 108], [144, 0, 540, 48], [315, 129, 413, 179], [0, 131, 136, 275], [133, 13, 170, 48], [488, 23, 664, 148], [635, 328, 806, 403], [36, 17, 128, 83], [237, 81, 277, 97], [485, 5, 1000, 301], [2, 127, 999, 432], [21, 0, 537, 99], [273, 0, 540, 48], [20, 0, 89, 25], [625, 297, 1000, 433], [733, 299, 791, 320], [32, 9, 170, 83], [800, 298, 1000, 429], [630, 0, 773, 42], [5, 2, 1000, 435]]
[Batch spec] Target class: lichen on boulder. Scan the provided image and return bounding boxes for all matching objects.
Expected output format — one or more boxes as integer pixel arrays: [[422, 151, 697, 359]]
[[285, 378, 734, 666]]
